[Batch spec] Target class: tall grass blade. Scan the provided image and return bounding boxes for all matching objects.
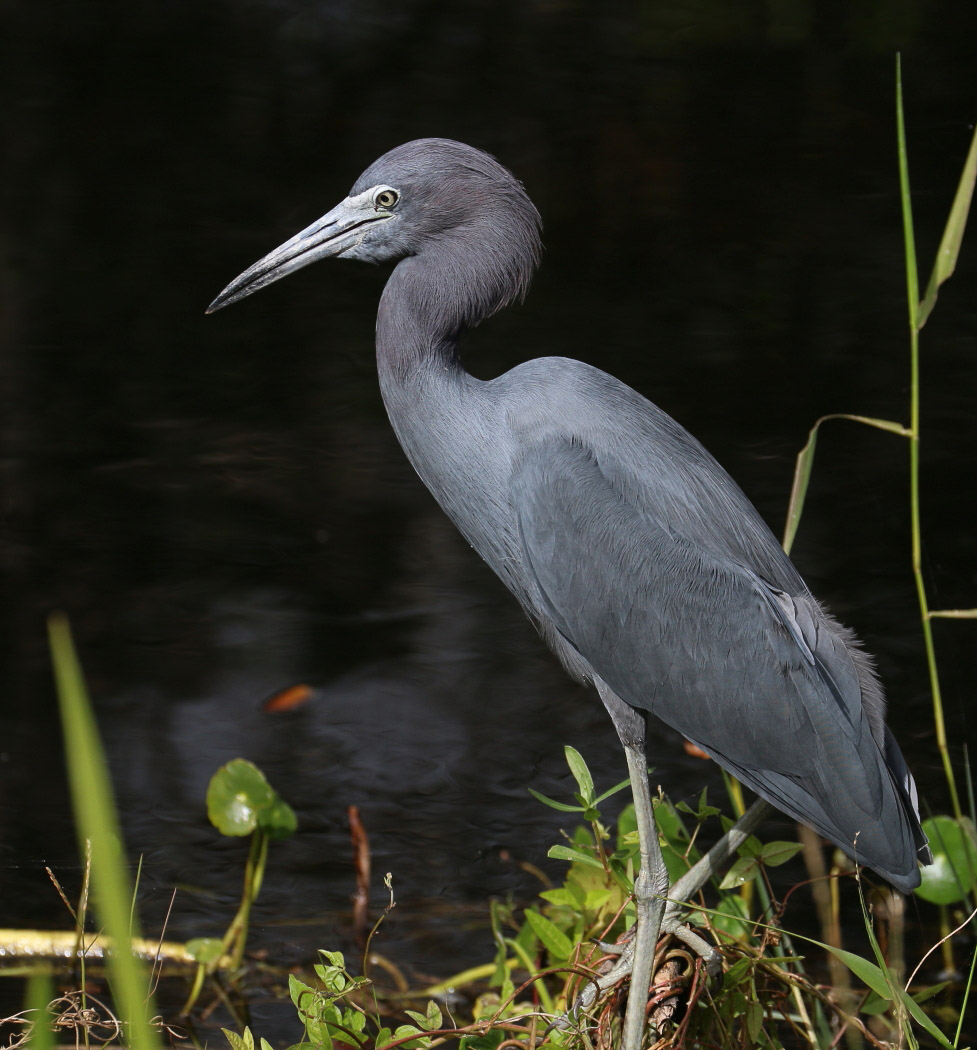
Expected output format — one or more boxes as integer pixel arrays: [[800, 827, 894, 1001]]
[[918, 119, 977, 327], [783, 414, 909, 554], [704, 902, 953, 1048], [895, 53, 920, 332], [954, 942, 976, 1047], [896, 54, 972, 818], [782, 422, 819, 556], [48, 614, 159, 1050], [24, 972, 54, 1050]]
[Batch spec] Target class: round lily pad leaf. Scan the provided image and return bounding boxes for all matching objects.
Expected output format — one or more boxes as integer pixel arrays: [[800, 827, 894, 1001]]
[[915, 815, 977, 905], [264, 794, 298, 839], [207, 758, 296, 838]]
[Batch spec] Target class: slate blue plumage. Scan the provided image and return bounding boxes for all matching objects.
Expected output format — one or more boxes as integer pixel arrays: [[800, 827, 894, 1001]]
[[209, 140, 930, 1035]]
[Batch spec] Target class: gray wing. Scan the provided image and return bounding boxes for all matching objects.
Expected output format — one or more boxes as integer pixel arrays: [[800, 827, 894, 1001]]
[[511, 437, 925, 889]]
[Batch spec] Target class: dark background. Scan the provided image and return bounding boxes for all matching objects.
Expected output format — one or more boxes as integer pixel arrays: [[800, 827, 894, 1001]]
[[2, 0, 975, 1040]]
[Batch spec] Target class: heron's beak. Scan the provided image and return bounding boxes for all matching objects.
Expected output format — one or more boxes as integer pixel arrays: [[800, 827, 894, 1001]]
[[206, 191, 388, 313]]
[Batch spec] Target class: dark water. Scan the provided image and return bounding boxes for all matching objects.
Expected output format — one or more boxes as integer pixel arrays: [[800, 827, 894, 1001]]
[[2, 0, 976, 1040]]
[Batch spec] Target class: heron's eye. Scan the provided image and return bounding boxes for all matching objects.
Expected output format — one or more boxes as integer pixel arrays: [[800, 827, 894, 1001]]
[[375, 189, 399, 210]]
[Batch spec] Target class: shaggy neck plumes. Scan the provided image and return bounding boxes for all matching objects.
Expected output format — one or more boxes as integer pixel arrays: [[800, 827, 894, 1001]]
[[375, 204, 541, 380]]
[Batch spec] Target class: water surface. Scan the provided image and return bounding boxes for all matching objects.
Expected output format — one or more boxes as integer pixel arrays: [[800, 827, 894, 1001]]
[[2, 0, 975, 1039]]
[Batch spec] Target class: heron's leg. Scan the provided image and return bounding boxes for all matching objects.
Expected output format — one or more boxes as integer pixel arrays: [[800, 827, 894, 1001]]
[[660, 799, 773, 974], [587, 683, 773, 1044], [666, 798, 772, 908], [571, 784, 774, 1017], [592, 682, 669, 1050], [621, 739, 670, 1050], [572, 739, 668, 1045]]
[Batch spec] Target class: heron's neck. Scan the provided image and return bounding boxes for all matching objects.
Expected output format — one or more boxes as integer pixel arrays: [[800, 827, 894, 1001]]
[[373, 248, 505, 517], [374, 202, 537, 411], [372, 240, 530, 580], [375, 254, 470, 383]]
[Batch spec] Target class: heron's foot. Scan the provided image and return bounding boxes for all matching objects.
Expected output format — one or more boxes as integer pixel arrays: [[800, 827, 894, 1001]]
[[660, 911, 722, 980], [594, 910, 719, 972], [543, 939, 636, 1031], [594, 926, 633, 956], [570, 917, 722, 1018]]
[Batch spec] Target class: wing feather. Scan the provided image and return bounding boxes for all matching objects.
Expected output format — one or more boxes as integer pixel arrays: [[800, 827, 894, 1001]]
[[511, 437, 925, 887]]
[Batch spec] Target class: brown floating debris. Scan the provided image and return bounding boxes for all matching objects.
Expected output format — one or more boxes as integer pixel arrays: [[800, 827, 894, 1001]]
[[262, 683, 314, 713]]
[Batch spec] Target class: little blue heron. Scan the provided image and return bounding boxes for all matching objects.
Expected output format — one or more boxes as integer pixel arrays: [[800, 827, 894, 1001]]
[[208, 139, 930, 1048]]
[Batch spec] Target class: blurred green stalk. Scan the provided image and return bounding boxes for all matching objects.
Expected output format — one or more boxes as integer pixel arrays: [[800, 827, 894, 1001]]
[[48, 613, 159, 1050]]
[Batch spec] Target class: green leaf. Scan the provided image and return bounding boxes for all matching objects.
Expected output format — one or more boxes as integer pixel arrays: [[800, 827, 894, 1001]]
[[344, 1008, 367, 1034], [222, 1030, 250, 1050], [860, 989, 894, 1016], [499, 973, 515, 1003], [719, 855, 760, 889], [288, 972, 316, 1006], [206, 758, 297, 839], [514, 916, 537, 953], [782, 414, 910, 553], [710, 891, 752, 940], [593, 776, 634, 806], [207, 759, 271, 836], [918, 114, 977, 326], [289, 973, 321, 1016], [459, 1033, 507, 1050], [547, 844, 604, 870], [564, 879, 587, 907], [263, 794, 298, 838], [782, 420, 820, 555], [823, 946, 892, 999], [615, 803, 638, 842], [738, 834, 764, 858], [651, 797, 687, 845], [911, 981, 950, 1005], [757, 840, 805, 867], [578, 802, 601, 823], [676, 788, 720, 820], [405, 1000, 443, 1032], [745, 999, 764, 1041], [727, 987, 748, 1018], [915, 815, 977, 904], [650, 798, 699, 881], [808, 939, 953, 1049], [722, 958, 753, 986], [391, 1024, 428, 1049], [186, 937, 224, 965], [524, 908, 574, 961], [527, 787, 584, 813], [564, 746, 595, 803], [583, 888, 612, 911], [539, 887, 574, 906], [316, 962, 349, 995]]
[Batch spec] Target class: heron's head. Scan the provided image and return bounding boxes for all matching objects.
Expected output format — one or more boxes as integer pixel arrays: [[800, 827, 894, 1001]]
[[207, 138, 542, 315]]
